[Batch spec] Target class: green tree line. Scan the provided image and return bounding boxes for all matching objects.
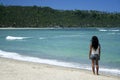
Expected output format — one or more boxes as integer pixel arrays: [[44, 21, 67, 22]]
[[0, 5, 120, 28]]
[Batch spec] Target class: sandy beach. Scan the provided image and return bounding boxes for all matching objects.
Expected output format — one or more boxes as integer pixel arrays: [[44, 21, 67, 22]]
[[0, 57, 119, 80]]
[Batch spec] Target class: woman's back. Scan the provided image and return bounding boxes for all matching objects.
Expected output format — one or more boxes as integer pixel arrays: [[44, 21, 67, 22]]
[[91, 46, 100, 55]]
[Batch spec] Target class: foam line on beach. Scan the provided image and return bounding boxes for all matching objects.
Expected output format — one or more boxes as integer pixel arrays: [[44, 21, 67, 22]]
[[0, 50, 80, 68]]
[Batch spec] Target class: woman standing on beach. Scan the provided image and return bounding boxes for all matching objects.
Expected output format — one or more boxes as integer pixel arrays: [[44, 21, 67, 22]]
[[89, 36, 101, 75]]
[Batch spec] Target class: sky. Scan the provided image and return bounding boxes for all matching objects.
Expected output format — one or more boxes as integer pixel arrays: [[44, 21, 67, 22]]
[[0, 0, 120, 12]]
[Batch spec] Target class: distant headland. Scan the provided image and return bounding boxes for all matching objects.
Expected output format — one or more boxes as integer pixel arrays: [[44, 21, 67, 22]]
[[0, 5, 120, 28]]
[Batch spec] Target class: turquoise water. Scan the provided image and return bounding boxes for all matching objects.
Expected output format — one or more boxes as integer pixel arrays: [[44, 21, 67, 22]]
[[0, 28, 120, 75]]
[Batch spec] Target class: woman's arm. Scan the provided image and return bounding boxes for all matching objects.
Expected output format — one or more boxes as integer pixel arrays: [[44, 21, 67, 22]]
[[89, 44, 92, 59], [98, 44, 101, 60], [99, 44, 101, 56]]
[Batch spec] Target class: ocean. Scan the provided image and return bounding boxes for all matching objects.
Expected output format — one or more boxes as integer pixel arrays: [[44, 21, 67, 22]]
[[0, 28, 120, 76]]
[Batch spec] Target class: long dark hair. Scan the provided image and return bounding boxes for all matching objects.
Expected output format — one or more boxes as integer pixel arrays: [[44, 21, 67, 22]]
[[91, 36, 99, 51]]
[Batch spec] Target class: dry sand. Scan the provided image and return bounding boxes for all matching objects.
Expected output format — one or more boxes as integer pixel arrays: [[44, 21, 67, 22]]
[[0, 57, 119, 80]]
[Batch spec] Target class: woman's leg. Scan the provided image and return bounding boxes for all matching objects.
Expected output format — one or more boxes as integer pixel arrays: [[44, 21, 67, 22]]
[[96, 60, 99, 75], [92, 60, 95, 74]]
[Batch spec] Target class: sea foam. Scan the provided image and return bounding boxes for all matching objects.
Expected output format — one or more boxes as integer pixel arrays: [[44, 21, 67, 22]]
[[0, 50, 79, 68]]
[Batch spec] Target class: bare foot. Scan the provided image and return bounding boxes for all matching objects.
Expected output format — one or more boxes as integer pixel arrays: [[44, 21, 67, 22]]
[[96, 73, 99, 75]]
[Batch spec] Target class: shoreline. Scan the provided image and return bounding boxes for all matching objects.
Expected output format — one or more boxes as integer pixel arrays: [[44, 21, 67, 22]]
[[0, 57, 119, 80], [0, 49, 120, 76], [0, 27, 120, 30]]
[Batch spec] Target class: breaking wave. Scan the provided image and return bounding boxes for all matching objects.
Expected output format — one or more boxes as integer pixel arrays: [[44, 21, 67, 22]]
[[6, 36, 29, 40], [98, 28, 120, 32]]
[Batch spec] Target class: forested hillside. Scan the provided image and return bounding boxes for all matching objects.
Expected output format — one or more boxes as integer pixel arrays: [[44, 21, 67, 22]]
[[0, 5, 120, 28]]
